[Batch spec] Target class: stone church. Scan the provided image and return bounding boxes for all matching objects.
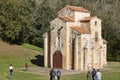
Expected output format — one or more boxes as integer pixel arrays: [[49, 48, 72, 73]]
[[43, 5, 107, 71]]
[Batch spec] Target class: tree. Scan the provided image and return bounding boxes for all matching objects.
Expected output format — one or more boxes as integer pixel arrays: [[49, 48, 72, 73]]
[[0, 0, 34, 44], [29, 0, 57, 47]]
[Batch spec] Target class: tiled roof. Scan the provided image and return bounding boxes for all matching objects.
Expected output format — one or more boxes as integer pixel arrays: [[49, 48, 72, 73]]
[[80, 16, 96, 22], [71, 26, 90, 34], [59, 16, 74, 22], [103, 39, 108, 44], [66, 5, 90, 13]]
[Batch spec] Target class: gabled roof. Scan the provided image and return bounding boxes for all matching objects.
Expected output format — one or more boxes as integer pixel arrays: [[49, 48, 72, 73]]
[[71, 26, 90, 34], [80, 16, 97, 22], [66, 5, 90, 13], [59, 16, 74, 22]]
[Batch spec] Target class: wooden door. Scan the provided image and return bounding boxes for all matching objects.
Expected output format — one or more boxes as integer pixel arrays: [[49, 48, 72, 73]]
[[53, 50, 62, 68]]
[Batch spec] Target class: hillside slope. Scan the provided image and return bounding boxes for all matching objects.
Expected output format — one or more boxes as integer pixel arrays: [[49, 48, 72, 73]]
[[0, 41, 41, 59]]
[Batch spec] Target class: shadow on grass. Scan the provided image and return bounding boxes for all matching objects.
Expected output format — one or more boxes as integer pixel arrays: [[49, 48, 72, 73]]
[[31, 55, 44, 67]]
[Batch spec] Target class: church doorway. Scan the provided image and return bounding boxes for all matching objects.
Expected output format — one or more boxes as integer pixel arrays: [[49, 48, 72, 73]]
[[53, 50, 62, 68]]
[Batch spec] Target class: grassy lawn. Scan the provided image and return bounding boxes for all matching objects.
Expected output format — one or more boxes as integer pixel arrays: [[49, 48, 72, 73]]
[[0, 59, 120, 80], [62, 62, 120, 80], [22, 43, 43, 52], [0, 41, 120, 80]]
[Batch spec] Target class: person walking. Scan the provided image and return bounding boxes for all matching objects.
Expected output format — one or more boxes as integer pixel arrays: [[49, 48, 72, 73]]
[[25, 63, 28, 71], [50, 68, 56, 80], [9, 64, 13, 80], [56, 69, 61, 80], [86, 71, 91, 80], [95, 69, 102, 80], [92, 68, 96, 80]]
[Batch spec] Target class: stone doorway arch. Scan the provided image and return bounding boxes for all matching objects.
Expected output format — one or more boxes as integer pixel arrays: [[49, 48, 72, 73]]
[[53, 50, 62, 68]]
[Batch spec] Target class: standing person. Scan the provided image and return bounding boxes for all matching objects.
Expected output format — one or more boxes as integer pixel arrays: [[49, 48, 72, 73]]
[[25, 63, 28, 71], [86, 71, 91, 80], [95, 69, 102, 80], [50, 68, 53, 80], [50, 68, 56, 80], [9, 64, 13, 80], [56, 69, 61, 80], [92, 68, 96, 80]]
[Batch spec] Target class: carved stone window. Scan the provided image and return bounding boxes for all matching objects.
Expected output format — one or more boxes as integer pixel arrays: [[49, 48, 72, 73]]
[[57, 31, 60, 38], [55, 26, 63, 49]]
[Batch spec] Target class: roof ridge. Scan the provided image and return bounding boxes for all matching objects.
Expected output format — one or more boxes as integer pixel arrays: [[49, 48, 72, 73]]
[[71, 26, 90, 34], [66, 5, 90, 13], [58, 16, 74, 22], [80, 16, 97, 22]]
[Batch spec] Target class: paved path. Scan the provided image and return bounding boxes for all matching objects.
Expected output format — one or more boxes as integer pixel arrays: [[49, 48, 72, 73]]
[[26, 66, 112, 75], [28, 67, 83, 75]]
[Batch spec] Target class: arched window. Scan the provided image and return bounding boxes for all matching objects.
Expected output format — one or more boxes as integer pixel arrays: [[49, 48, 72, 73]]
[[95, 21, 97, 26]]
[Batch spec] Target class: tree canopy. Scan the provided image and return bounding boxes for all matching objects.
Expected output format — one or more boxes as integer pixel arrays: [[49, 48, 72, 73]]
[[0, 0, 120, 61]]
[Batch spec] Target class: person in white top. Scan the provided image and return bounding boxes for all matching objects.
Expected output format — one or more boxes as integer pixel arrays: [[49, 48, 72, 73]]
[[95, 69, 102, 80], [9, 64, 13, 80]]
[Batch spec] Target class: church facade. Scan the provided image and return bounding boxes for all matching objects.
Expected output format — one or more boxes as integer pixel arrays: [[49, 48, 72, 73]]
[[43, 5, 107, 71]]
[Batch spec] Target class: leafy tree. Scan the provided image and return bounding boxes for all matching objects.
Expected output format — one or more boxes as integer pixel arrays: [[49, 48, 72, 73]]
[[0, 0, 120, 61], [32, 1, 57, 47], [0, 0, 35, 44]]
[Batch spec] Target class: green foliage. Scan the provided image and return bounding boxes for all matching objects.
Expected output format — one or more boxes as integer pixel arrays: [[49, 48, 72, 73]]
[[22, 43, 43, 52], [0, 0, 120, 61], [0, 0, 57, 47], [29, 1, 57, 47], [0, 0, 34, 44]]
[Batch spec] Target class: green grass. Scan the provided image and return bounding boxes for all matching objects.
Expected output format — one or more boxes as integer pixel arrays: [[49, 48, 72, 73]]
[[0, 41, 120, 80], [22, 43, 43, 52], [0, 70, 49, 80]]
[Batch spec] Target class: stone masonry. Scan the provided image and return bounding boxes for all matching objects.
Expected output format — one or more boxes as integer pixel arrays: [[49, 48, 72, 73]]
[[43, 5, 107, 71]]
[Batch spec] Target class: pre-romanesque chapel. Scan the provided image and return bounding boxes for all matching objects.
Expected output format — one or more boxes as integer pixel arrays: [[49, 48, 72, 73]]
[[44, 5, 107, 71]]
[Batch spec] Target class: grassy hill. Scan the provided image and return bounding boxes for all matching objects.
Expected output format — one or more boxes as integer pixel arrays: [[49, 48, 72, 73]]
[[0, 41, 48, 80], [0, 41, 42, 58], [0, 40, 43, 69]]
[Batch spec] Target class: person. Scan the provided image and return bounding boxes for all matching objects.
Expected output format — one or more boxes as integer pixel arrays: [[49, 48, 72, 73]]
[[25, 63, 28, 71], [50, 68, 53, 80], [86, 71, 91, 80], [9, 64, 13, 80], [50, 68, 56, 80], [56, 69, 61, 80], [92, 68, 96, 80], [95, 69, 102, 80]]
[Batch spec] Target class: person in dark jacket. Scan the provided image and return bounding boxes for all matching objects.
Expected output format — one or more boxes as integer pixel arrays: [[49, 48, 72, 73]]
[[92, 68, 97, 80], [50, 68, 56, 80]]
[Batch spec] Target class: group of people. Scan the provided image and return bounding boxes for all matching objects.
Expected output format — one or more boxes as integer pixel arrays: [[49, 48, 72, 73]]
[[9, 64, 101, 80], [50, 68, 61, 80], [87, 68, 102, 80], [9, 63, 29, 80]]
